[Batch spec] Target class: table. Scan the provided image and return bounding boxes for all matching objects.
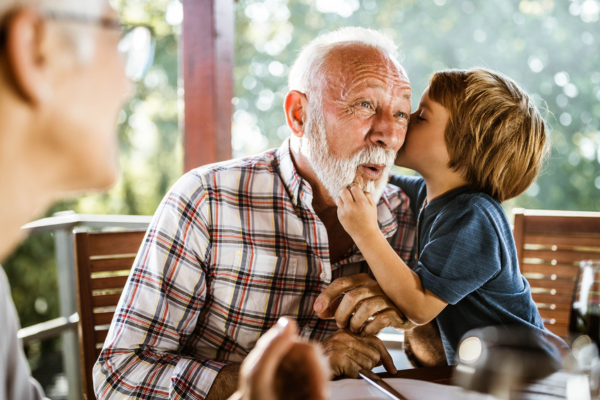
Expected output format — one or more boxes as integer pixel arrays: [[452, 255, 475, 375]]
[[377, 366, 588, 399]]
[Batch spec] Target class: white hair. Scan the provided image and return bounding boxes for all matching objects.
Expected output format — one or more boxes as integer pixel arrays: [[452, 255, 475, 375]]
[[0, 0, 107, 62], [288, 27, 404, 96]]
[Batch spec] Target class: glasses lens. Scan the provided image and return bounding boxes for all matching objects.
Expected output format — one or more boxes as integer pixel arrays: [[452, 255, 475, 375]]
[[118, 26, 155, 81]]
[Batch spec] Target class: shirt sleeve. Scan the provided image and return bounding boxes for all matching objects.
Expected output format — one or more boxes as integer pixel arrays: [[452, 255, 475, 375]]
[[0, 268, 47, 400], [93, 172, 225, 400], [415, 203, 502, 305], [388, 174, 426, 218]]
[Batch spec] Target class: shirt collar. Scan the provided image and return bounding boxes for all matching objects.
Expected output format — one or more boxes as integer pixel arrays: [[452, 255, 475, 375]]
[[276, 138, 303, 207], [277, 137, 402, 240]]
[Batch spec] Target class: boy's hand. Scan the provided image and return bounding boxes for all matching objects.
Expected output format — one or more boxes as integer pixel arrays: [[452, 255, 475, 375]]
[[335, 184, 379, 239]]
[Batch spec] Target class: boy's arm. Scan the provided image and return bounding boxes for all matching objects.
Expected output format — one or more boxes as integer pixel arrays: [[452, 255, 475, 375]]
[[336, 186, 447, 325], [352, 224, 448, 325]]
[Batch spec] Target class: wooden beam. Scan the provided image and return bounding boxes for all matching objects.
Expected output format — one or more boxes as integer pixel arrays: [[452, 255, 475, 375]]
[[182, 0, 234, 172]]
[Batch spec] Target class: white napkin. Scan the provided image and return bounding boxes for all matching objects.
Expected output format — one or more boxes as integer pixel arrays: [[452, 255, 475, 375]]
[[328, 378, 495, 400]]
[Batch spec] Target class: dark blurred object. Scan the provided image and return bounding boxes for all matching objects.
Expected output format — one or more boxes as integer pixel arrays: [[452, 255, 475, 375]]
[[454, 326, 563, 399], [274, 341, 328, 400]]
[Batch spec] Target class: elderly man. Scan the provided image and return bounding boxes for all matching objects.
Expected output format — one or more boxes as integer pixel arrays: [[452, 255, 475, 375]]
[[95, 27, 416, 400]]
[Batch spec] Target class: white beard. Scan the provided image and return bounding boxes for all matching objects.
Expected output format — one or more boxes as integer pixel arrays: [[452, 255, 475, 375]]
[[301, 108, 396, 203]]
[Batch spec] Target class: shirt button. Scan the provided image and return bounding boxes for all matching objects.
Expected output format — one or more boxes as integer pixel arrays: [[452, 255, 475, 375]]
[[320, 272, 327, 280]]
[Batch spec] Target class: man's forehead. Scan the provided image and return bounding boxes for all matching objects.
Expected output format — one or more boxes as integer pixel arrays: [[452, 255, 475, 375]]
[[322, 45, 410, 94]]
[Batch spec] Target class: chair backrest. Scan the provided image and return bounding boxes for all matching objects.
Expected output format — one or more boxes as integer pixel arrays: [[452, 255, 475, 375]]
[[74, 230, 146, 400], [513, 208, 600, 340]]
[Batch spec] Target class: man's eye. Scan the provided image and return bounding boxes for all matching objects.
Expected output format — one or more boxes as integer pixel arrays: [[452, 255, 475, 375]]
[[396, 112, 407, 118], [360, 102, 371, 109]]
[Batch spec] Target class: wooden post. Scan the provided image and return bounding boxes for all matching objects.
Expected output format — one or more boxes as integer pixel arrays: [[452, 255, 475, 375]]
[[182, 0, 234, 172]]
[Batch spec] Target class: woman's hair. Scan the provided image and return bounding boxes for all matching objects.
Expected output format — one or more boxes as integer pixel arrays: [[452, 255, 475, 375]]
[[428, 68, 548, 202]]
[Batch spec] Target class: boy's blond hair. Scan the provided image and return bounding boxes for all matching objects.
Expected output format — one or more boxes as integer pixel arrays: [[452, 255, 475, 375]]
[[428, 68, 548, 202]]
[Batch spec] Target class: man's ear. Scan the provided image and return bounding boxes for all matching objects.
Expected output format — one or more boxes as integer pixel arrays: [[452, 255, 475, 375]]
[[284, 90, 308, 138], [5, 8, 54, 105]]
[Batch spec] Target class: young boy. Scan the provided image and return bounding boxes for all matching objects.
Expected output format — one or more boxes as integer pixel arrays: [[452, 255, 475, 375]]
[[336, 68, 552, 364]]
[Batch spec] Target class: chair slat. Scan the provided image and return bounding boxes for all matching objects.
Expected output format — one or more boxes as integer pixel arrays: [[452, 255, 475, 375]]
[[525, 278, 577, 292], [95, 328, 109, 345], [523, 214, 600, 235], [538, 308, 570, 324], [91, 257, 135, 273], [523, 249, 600, 263], [521, 263, 580, 279], [88, 231, 146, 257], [94, 311, 115, 326], [93, 293, 123, 308], [91, 275, 129, 291], [523, 234, 600, 249], [531, 292, 573, 305]]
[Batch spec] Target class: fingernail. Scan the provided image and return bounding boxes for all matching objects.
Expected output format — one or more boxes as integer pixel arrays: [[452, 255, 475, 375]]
[[276, 317, 290, 332], [314, 301, 323, 312]]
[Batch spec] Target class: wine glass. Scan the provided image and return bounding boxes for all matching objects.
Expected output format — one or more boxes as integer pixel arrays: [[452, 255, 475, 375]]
[[570, 260, 600, 397], [571, 260, 600, 346]]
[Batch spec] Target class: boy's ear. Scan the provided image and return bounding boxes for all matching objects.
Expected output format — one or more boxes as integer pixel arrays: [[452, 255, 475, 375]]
[[5, 8, 54, 105], [284, 90, 308, 138]]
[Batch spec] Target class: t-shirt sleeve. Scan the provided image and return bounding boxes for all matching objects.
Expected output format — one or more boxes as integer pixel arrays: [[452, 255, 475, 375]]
[[388, 174, 425, 217], [415, 204, 502, 305]]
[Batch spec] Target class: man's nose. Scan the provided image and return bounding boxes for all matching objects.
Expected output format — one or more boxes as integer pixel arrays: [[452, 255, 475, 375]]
[[368, 113, 405, 151]]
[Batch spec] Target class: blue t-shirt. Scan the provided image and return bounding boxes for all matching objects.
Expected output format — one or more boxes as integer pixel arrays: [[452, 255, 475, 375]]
[[389, 175, 549, 364]]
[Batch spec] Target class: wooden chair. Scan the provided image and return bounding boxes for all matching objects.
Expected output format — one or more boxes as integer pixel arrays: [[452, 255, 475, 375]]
[[74, 230, 146, 400], [513, 208, 600, 340]]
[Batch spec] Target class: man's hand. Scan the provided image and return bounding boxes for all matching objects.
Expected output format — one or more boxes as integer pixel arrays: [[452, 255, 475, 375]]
[[320, 329, 397, 378], [229, 318, 330, 400], [314, 273, 416, 336], [335, 185, 379, 239]]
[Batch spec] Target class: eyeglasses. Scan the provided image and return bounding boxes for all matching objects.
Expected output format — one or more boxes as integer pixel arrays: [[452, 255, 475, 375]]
[[43, 11, 156, 81]]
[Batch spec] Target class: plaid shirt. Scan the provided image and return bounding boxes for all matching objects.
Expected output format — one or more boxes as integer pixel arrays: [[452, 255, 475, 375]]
[[93, 139, 415, 400]]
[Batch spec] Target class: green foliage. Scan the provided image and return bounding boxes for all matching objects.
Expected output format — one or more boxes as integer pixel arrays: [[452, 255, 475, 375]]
[[234, 0, 600, 215]]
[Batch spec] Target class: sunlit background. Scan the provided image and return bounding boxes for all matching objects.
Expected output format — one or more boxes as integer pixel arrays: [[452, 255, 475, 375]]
[[4, 0, 599, 397]]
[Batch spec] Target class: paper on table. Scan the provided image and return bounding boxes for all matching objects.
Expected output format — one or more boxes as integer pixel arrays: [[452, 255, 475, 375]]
[[328, 378, 495, 400]]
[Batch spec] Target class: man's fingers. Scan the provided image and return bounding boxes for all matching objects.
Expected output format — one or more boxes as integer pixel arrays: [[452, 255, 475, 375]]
[[360, 310, 403, 337], [349, 296, 391, 333], [314, 273, 370, 314], [359, 335, 397, 374], [315, 297, 342, 319], [334, 285, 382, 329]]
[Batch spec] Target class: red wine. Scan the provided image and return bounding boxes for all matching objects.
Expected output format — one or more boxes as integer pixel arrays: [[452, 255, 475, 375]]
[[570, 304, 600, 346]]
